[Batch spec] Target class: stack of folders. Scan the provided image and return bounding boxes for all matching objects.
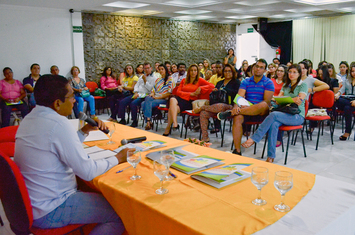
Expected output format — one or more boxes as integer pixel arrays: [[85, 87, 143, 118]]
[[171, 156, 224, 174], [191, 163, 252, 189]]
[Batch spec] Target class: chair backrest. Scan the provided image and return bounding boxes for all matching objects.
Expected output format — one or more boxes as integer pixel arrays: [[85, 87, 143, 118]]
[[86, 81, 98, 93], [0, 150, 33, 234], [0, 125, 19, 143], [305, 100, 309, 116], [312, 90, 334, 109]]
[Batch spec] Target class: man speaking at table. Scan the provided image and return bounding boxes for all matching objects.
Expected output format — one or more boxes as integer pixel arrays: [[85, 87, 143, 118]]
[[14, 75, 132, 234]]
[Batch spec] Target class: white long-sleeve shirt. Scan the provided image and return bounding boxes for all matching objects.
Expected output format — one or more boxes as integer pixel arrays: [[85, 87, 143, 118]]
[[14, 105, 118, 219], [133, 73, 156, 95]]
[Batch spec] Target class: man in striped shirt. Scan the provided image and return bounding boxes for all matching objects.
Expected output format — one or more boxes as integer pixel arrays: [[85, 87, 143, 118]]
[[218, 59, 274, 155]]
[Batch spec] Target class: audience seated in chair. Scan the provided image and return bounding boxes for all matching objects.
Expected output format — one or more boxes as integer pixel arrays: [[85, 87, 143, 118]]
[[14, 74, 133, 233], [68, 66, 96, 118], [217, 59, 274, 155], [209, 61, 224, 86], [0, 67, 29, 127], [241, 64, 307, 163], [171, 63, 187, 93], [335, 63, 355, 140], [142, 64, 173, 130], [23, 63, 41, 108], [163, 64, 214, 136], [117, 64, 139, 124], [197, 64, 240, 142], [118, 62, 156, 127]]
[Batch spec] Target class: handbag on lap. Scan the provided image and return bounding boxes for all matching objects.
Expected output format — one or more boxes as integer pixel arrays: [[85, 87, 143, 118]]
[[209, 89, 228, 105]]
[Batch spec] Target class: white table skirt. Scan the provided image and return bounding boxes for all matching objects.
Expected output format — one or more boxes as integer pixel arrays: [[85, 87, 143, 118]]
[[255, 175, 355, 235]]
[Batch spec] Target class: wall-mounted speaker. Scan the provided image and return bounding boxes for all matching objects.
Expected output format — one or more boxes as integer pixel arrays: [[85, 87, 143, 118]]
[[258, 18, 268, 32]]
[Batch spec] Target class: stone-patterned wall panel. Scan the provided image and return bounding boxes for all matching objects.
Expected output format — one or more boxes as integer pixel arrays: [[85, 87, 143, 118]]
[[82, 13, 236, 80]]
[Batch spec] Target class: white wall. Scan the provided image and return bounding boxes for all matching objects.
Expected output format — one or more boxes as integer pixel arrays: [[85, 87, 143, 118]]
[[236, 23, 276, 68], [0, 4, 84, 80]]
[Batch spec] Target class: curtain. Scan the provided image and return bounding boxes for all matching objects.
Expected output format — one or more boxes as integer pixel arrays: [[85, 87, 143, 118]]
[[253, 21, 292, 64], [293, 15, 355, 68]]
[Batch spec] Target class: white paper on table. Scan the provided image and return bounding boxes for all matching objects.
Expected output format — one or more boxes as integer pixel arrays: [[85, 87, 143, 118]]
[[88, 150, 116, 160], [84, 130, 109, 142], [84, 146, 105, 154]]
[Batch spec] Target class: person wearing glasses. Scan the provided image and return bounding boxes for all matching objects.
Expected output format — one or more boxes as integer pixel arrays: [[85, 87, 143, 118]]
[[217, 59, 274, 155]]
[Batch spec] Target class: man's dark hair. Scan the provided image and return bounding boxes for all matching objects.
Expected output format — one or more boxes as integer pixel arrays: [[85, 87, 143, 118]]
[[34, 74, 69, 107], [273, 58, 280, 63], [144, 62, 151, 67], [256, 58, 268, 69], [177, 63, 186, 69], [30, 63, 40, 70], [216, 61, 223, 66]]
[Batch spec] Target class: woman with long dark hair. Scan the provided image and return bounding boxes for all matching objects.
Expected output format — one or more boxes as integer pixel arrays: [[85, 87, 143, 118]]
[[197, 64, 240, 142], [224, 48, 237, 67], [272, 65, 287, 96], [162, 64, 214, 136], [335, 63, 355, 140], [242, 64, 308, 163], [142, 64, 174, 130], [338, 61, 349, 83]]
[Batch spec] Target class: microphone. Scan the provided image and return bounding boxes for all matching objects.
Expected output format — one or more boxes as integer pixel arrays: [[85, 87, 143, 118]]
[[121, 136, 147, 145], [78, 112, 110, 134]]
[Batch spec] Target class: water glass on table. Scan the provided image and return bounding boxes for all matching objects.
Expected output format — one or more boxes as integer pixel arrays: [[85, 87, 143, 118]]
[[127, 151, 141, 180], [153, 161, 169, 195], [160, 151, 176, 181], [106, 123, 116, 145], [274, 171, 293, 212], [251, 167, 269, 206]]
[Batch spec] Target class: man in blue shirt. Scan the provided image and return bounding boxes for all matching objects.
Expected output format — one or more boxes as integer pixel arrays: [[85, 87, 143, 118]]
[[15, 75, 133, 234], [218, 59, 274, 155]]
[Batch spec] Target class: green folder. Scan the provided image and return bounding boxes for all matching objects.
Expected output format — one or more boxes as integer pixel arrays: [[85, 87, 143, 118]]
[[273, 96, 294, 105]]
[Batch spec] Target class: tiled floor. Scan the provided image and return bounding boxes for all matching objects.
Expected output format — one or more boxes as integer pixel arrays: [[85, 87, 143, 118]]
[[1, 112, 354, 234]]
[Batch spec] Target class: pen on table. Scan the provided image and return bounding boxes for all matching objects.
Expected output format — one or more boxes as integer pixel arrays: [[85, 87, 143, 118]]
[[169, 171, 177, 178], [116, 166, 132, 173]]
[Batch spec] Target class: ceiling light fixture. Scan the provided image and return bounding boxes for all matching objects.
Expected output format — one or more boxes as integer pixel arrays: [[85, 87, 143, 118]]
[[175, 10, 212, 14], [103, 1, 149, 8], [225, 15, 256, 19], [293, 0, 354, 5], [162, 0, 219, 8], [114, 9, 161, 16]]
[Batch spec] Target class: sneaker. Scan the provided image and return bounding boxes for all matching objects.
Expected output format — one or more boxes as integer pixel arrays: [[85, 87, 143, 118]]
[[217, 111, 232, 120], [118, 119, 126, 125], [130, 120, 138, 127]]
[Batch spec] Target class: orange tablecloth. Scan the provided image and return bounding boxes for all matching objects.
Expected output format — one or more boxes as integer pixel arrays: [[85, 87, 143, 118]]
[[85, 123, 315, 235]]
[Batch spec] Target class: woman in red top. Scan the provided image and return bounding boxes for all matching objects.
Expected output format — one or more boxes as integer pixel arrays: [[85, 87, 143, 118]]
[[271, 64, 287, 96], [163, 64, 214, 136]]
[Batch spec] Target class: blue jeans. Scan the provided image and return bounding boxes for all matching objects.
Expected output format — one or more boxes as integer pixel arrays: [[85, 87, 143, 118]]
[[32, 192, 124, 235], [117, 96, 144, 121], [251, 112, 304, 159], [1, 101, 29, 127], [141, 96, 166, 120], [75, 95, 95, 116], [29, 93, 36, 107]]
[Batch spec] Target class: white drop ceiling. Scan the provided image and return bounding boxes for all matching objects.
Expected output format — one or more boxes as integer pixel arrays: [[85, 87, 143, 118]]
[[1, 0, 354, 23]]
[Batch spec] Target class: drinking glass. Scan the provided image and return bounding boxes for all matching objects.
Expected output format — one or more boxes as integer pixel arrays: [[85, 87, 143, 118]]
[[127, 151, 141, 180], [153, 161, 169, 195], [160, 151, 176, 181], [274, 171, 293, 212], [251, 167, 269, 206], [106, 123, 116, 145]]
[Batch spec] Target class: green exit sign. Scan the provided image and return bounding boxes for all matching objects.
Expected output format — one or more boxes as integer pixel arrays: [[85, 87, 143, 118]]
[[73, 26, 82, 33], [247, 28, 254, 33]]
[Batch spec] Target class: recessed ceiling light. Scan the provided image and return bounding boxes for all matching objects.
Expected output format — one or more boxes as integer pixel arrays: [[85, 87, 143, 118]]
[[172, 15, 216, 20], [235, 0, 280, 6], [224, 8, 243, 13], [285, 7, 321, 12], [338, 7, 354, 12], [162, 0, 219, 8], [103, 1, 149, 8], [293, 0, 354, 5], [225, 15, 256, 19], [269, 14, 287, 18], [175, 10, 212, 14], [114, 9, 161, 16]]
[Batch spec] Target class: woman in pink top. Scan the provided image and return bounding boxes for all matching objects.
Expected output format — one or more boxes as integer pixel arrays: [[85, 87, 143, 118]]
[[100, 67, 123, 122], [163, 64, 214, 136], [0, 67, 29, 127]]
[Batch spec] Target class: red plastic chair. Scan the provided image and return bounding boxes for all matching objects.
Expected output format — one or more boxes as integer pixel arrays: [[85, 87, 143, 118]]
[[86, 81, 108, 115], [305, 90, 334, 150], [0, 150, 88, 234], [0, 142, 15, 157], [0, 125, 19, 143]]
